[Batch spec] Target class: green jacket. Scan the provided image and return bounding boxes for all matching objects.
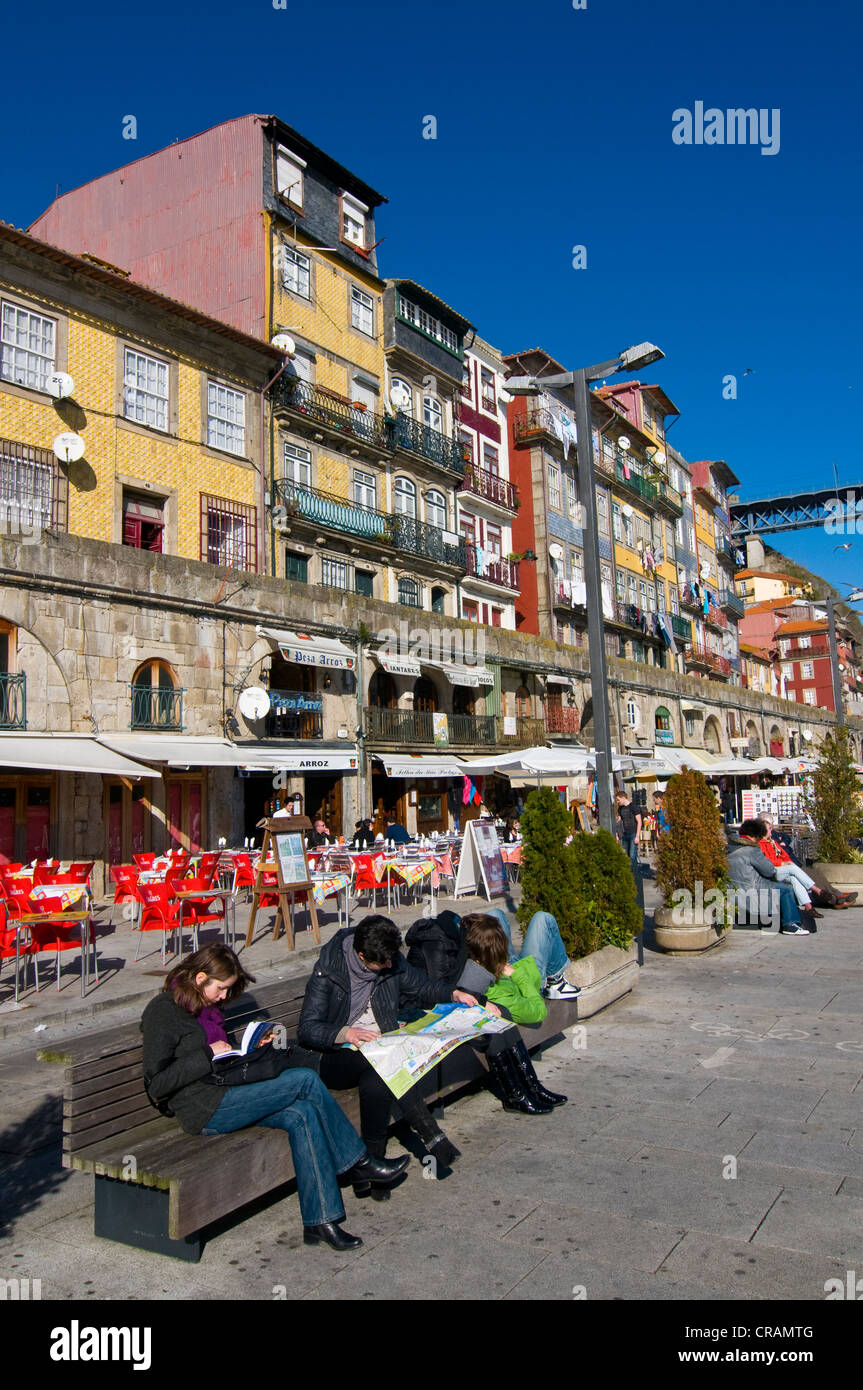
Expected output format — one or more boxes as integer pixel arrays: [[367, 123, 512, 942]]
[[486, 956, 547, 1025]]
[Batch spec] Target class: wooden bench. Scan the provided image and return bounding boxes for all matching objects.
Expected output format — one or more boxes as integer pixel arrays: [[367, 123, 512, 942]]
[[38, 974, 579, 1261]]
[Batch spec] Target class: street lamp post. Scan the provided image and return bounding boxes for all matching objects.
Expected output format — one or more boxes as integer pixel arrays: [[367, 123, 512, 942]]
[[507, 343, 664, 833]]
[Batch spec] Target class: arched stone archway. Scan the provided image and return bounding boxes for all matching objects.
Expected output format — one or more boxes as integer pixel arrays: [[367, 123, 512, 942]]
[[703, 716, 722, 754]]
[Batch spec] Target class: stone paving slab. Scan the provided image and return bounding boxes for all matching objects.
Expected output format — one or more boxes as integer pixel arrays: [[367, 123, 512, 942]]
[[752, 1188, 863, 1263], [658, 1230, 851, 1301]]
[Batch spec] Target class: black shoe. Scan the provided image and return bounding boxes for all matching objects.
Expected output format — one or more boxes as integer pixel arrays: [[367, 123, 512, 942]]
[[511, 1039, 568, 1107], [487, 1049, 554, 1114], [303, 1222, 363, 1251], [400, 1099, 461, 1164], [347, 1151, 410, 1190], [802, 906, 823, 920], [426, 1132, 461, 1166]]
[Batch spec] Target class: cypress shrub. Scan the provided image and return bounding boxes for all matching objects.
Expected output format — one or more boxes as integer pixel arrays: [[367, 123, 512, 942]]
[[567, 828, 642, 956], [517, 787, 582, 947], [806, 727, 863, 864], [655, 767, 728, 904]]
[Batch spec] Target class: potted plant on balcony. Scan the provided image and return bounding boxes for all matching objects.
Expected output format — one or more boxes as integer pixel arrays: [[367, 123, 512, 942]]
[[653, 767, 731, 953], [517, 788, 641, 1017], [808, 727, 863, 896]]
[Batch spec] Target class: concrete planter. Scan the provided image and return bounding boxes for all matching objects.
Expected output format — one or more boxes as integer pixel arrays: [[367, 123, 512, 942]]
[[812, 863, 863, 897], [653, 903, 732, 954], [563, 942, 638, 1018]]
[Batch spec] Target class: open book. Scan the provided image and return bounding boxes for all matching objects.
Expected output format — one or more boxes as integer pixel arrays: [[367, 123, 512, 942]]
[[213, 1019, 275, 1060]]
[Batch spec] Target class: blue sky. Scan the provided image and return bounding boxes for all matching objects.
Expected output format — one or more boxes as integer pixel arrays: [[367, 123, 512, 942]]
[[3, 0, 861, 592]]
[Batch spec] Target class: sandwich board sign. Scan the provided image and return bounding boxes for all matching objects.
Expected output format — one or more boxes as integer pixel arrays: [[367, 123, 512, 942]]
[[453, 819, 508, 900]]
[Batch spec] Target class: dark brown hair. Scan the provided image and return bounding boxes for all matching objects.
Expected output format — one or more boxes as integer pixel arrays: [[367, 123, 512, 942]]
[[461, 913, 509, 979], [165, 943, 254, 1016]]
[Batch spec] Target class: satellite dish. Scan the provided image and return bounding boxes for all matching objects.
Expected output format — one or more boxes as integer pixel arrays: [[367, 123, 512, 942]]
[[621, 503, 634, 518], [548, 543, 564, 561], [52, 433, 85, 463], [390, 382, 412, 411], [700, 563, 711, 580], [271, 333, 296, 356], [618, 435, 631, 451], [653, 449, 666, 466], [237, 686, 271, 721], [47, 371, 75, 400]]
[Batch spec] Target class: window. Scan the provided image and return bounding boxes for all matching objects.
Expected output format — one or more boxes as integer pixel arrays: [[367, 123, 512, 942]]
[[596, 490, 610, 536], [612, 502, 622, 541], [657, 583, 666, 613], [655, 706, 672, 732], [282, 246, 311, 300], [1, 302, 56, 391], [461, 362, 473, 400], [390, 377, 412, 416], [480, 368, 496, 411], [670, 586, 679, 614], [426, 490, 446, 530], [801, 661, 814, 680], [399, 577, 421, 607], [486, 523, 502, 556], [626, 698, 639, 728], [491, 607, 503, 627], [665, 522, 675, 557], [623, 512, 635, 548], [285, 551, 308, 583], [688, 525, 696, 552], [207, 382, 246, 456], [482, 442, 499, 475], [548, 463, 561, 510], [396, 294, 459, 353], [782, 663, 794, 679], [459, 429, 474, 465], [394, 477, 417, 518], [123, 489, 164, 552], [283, 442, 312, 487], [123, 347, 169, 431], [132, 661, 181, 730], [463, 599, 479, 622], [341, 192, 368, 248], [353, 469, 376, 508], [0, 438, 65, 533], [355, 570, 374, 598], [803, 689, 817, 705], [423, 396, 443, 433], [201, 495, 257, 571], [780, 639, 791, 657], [276, 147, 305, 207], [566, 471, 579, 520], [460, 513, 476, 545], [675, 517, 685, 546], [431, 586, 446, 614], [615, 568, 626, 601], [321, 556, 349, 589], [351, 286, 374, 336]]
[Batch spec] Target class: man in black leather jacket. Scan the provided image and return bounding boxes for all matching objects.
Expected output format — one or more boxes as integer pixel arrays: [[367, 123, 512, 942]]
[[298, 916, 484, 1168]]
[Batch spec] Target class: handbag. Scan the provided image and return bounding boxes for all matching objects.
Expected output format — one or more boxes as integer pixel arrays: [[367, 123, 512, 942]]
[[206, 1040, 298, 1087]]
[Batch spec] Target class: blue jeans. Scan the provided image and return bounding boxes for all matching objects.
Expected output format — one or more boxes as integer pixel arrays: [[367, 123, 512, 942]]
[[621, 834, 639, 868], [487, 909, 569, 983], [201, 1068, 365, 1228]]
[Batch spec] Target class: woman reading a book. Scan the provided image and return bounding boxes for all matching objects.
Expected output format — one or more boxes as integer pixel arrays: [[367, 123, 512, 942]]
[[140, 943, 409, 1252]]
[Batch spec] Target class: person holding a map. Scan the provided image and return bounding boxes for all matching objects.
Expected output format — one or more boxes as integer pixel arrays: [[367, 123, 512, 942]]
[[298, 916, 492, 1175]]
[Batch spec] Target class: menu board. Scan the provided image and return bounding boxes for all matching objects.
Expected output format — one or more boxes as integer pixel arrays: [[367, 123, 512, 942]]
[[454, 819, 508, 900], [274, 830, 310, 886]]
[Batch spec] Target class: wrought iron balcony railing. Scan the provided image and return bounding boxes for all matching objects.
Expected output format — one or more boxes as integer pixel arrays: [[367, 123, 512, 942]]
[[273, 480, 467, 569], [391, 413, 464, 476], [464, 546, 520, 591], [459, 467, 519, 512], [495, 715, 547, 746], [679, 584, 703, 612], [670, 613, 692, 642], [0, 672, 26, 730], [705, 604, 729, 631], [684, 645, 732, 677], [131, 685, 184, 730], [272, 376, 392, 452], [719, 589, 745, 617], [512, 407, 569, 450], [363, 707, 496, 746], [265, 689, 323, 740]]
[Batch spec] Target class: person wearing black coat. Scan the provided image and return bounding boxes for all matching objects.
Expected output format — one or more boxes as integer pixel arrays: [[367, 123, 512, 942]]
[[298, 916, 487, 1174]]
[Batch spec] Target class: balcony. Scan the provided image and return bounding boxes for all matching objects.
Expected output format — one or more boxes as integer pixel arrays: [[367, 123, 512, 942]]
[[364, 707, 497, 746], [272, 376, 391, 453], [685, 645, 731, 678], [652, 477, 683, 517], [131, 684, 184, 730], [0, 672, 26, 730], [273, 480, 467, 570], [512, 407, 569, 451], [464, 546, 520, 592], [670, 614, 692, 642], [546, 704, 581, 737], [705, 604, 729, 632], [719, 589, 745, 618], [265, 690, 323, 740], [392, 413, 464, 477], [679, 584, 703, 613], [715, 535, 739, 568], [459, 466, 519, 513], [495, 715, 547, 746], [614, 461, 658, 507], [553, 584, 587, 613], [605, 596, 663, 639]]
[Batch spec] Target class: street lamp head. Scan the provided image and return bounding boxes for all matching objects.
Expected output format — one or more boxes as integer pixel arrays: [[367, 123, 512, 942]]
[[503, 375, 539, 395], [617, 342, 664, 373]]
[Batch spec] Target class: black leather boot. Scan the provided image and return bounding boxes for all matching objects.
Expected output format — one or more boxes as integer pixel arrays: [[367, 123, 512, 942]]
[[486, 1049, 554, 1114], [349, 1146, 409, 1200], [303, 1222, 363, 1251], [511, 1039, 567, 1106], [400, 1099, 461, 1165]]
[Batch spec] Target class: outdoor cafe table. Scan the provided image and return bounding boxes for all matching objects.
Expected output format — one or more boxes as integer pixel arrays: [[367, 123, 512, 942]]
[[13, 908, 95, 997], [174, 886, 237, 952]]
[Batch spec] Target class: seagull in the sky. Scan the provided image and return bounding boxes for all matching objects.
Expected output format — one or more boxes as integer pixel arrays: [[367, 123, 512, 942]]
[[834, 543, 854, 551], [743, 368, 755, 376]]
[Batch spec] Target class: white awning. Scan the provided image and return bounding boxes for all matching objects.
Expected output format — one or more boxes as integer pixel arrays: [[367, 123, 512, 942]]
[[373, 650, 421, 678], [257, 626, 356, 671], [0, 734, 159, 777], [242, 747, 359, 773], [423, 660, 494, 688], [102, 736, 257, 768], [546, 674, 575, 688], [378, 754, 465, 779], [680, 701, 706, 715]]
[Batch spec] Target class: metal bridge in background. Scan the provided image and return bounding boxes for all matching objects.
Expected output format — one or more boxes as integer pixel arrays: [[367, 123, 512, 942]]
[[730, 483, 863, 537]]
